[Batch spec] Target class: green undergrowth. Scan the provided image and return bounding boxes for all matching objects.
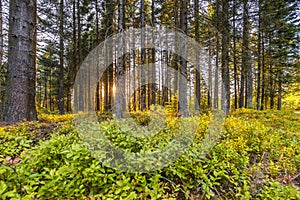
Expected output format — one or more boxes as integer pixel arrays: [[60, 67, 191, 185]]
[[0, 109, 299, 199]]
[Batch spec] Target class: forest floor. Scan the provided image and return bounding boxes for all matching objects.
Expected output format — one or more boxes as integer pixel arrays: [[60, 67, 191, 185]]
[[0, 109, 299, 199]]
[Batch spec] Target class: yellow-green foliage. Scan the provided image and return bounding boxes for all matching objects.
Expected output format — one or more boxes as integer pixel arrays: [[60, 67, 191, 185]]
[[0, 109, 299, 199], [38, 113, 74, 123], [283, 83, 300, 110], [165, 95, 178, 116]]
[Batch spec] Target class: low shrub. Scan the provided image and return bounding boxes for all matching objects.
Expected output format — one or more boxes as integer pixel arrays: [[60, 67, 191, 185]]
[[0, 109, 299, 199]]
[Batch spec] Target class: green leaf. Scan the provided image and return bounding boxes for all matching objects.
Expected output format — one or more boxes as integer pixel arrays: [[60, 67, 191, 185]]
[[0, 181, 7, 195]]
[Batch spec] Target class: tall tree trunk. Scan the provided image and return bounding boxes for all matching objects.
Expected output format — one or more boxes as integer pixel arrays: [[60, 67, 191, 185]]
[[0, 0, 3, 114], [213, 1, 220, 110], [132, 30, 137, 111], [214, 38, 220, 110], [116, 0, 125, 118], [107, 0, 115, 111], [58, 0, 64, 114], [173, 0, 179, 93], [3, 0, 37, 122], [77, 0, 84, 111], [66, 0, 77, 112], [256, 1, 262, 110], [179, 0, 188, 117], [233, 0, 238, 109], [240, 0, 250, 108], [0, 0, 2, 67], [95, 0, 100, 111], [151, 0, 156, 106], [260, 31, 265, 110], [245, 0, 253, 108], [76, 0, 86, 111], [194, 0, 201, 111], [140, 0, 146, 111], [221, 0, 230, 115], [268, 35, 274, 109], [208, 46, 212, 108]]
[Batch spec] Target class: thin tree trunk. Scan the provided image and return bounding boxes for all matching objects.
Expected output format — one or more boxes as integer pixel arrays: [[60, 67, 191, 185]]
[[58, 0, 65, 114], [50, 70, 53, 112], [77, 0, 84, 111], [268, 35, 274, 109], [213, 1, 220, 110], [260, 31, 265, 110], [102, 1, 114, 111], [140, 0, 146, 111], [240, 0, 249, 108], [104, 69, 108, 110], [247, 61, 253, 108], [43, 74, 48, 109], [256, 1, 262, 110], [233, 0, 238, 109], [151, 0, 156, 105], [208, 46, 212, 108], [132, 30, 137, 111], [0, 0, 2, 67], [270, 64, 274, 109], [0, 0, 3, 114], [116, 0, 125, 118], [194, 0, 201, 111], [95, 0, 100, 111], [174, 0, 179, 93], [179, 0, 188, 117], [277, 70, 282, 110]]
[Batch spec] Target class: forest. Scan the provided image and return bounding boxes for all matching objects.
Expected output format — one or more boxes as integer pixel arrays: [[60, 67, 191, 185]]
[[0, 0, 299, 199]]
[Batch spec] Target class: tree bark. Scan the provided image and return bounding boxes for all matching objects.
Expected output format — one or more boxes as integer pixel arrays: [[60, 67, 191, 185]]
[[256, 0, 262, 110], [66, 0, 77, 112], [140, 0, 146, 111], [178, 0, 188, 117], [0, 0, 3, 114], [194, 0, 201, 111], [233, 0, 238, 109], [58, 0, 64, 114], [213, 1, 220, 110], [95, 0, 100, 111], [240, 0, 250, 108], [277, 70, 282, 110], [208, 46, 212, 109], [151, 0, 156, 106], [3, 0, 37, 122], [115, 0, 125, 118], [221, 0, 230, 115], [173, 0, 179, 94], [77, 0, 84, 111], [260, 30, 265, 110]]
